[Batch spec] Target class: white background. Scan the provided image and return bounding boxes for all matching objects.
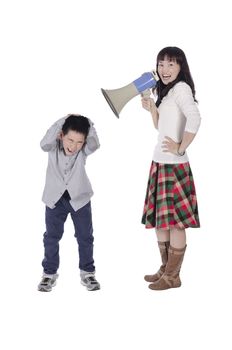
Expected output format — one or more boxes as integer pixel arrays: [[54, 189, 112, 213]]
[[0, 0, 231, 349]]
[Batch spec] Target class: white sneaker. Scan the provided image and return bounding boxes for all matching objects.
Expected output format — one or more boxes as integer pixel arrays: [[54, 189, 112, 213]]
[[38, 273, 59, 292], [80, 272, 100, 291]]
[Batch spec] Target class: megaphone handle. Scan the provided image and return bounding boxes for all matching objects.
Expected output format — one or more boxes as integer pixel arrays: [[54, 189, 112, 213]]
[[141, 89, 151, 98]]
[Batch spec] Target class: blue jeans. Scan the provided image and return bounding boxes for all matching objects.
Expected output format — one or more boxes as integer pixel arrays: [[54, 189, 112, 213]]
[[42, 195, 95, 274]]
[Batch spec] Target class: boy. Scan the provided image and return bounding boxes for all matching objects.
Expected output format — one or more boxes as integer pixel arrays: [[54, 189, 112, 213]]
[[38, 114, 100, 292]]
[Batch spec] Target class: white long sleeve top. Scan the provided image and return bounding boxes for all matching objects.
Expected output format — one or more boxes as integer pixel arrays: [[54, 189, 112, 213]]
[[153, 81, 201, 164]]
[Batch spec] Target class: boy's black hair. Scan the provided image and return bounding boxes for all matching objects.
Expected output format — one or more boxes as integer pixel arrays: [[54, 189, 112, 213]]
[[62, 114, 90, 137], [154, 46, 197, 107]]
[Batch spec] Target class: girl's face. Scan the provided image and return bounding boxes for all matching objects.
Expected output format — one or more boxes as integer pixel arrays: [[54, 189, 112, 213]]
[[157, 57, 181, 85]]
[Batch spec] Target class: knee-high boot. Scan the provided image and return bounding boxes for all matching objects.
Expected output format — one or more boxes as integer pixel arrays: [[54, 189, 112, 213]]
[[149, 245, 187, 290], [144, 241, 170, 283]]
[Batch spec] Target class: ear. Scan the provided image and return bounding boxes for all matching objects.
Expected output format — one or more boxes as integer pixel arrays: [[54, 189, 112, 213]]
[[58, 131, 64, 140]]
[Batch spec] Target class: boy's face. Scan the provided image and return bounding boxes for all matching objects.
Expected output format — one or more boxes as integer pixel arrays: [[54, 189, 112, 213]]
[[61, 130, 86, 156]]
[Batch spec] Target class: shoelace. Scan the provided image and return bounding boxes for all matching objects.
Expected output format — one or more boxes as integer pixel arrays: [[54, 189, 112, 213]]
[[84, 276, 98, 284], [41, 277, 53, 285]]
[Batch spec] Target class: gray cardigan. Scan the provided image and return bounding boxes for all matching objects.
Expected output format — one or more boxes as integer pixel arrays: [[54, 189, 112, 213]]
[[40, 117, 100, 211]]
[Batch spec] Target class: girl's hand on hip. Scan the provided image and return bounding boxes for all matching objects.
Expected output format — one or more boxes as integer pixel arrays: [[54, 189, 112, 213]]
[[162, 136, 180, 155]]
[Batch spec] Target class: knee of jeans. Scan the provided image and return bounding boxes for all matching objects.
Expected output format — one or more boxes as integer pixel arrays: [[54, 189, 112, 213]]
[[75, 232, 94, 244], [43, 230, 63, 242]]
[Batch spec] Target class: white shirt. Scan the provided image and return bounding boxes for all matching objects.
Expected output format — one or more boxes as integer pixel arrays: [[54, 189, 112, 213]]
[[153, 81, 201, 164]]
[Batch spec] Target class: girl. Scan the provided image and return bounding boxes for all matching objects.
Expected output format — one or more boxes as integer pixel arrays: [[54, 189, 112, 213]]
[[141, 47, 201, 290]]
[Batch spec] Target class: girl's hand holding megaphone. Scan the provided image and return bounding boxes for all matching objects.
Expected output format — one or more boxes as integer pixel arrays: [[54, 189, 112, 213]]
[[141, 90, 159, 129]]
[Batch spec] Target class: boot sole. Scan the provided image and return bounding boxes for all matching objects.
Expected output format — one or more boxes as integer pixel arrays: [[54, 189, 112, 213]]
[[149, 283, 181, 291]]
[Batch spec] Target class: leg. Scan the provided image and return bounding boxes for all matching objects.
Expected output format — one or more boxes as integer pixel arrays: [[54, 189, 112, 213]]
[[42, 201, 69, 274], [170, 228, 186, 249], [148, 228, 187, 290], [70, 201, 95, 273], [149, 245, 187, 290], [156, 228, 170, 242], [144, 229, 170, 282]]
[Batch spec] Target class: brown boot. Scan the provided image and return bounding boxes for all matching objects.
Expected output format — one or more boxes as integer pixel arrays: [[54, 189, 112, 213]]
[[144, 241, 170, 283], [149, 245, 187, 290]]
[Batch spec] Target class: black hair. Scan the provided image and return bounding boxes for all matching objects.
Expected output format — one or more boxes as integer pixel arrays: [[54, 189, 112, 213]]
[[154, 46, 197, 107], [62, 114, 90, 138]]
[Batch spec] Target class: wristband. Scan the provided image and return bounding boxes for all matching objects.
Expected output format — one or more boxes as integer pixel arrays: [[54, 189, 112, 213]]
[[177, 149, 185, 156]]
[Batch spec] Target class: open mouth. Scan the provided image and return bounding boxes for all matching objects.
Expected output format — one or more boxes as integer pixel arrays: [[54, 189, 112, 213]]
[[162, 74, 171, 80]]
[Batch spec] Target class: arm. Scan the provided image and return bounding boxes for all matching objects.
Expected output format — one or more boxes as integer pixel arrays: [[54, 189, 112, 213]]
[[175, 83, 201, 135], [83, 119, 100, 156], [162, 83, 201, 155], [141, 90, 159, 129], [40, 117, 66, 152], [162, 132, 196, 155], [178, 131, 196, 154]]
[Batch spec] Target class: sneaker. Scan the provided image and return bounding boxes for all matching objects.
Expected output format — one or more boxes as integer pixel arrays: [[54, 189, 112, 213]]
[[38, 273, 58, 292], [81, 273, 100, 291]]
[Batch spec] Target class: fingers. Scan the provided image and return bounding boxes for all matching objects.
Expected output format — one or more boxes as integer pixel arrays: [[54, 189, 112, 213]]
[[162, 137, 179, 155], [141, 98, 151, 111], [162, 138, 173, 153], [164, 136, 173, 142], [141, 97, 155, 112]]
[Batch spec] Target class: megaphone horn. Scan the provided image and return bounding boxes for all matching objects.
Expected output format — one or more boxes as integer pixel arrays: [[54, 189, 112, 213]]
[[101, 71, 158, 118]]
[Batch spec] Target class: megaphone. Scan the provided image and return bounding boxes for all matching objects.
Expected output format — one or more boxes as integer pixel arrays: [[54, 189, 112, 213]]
[[101, 71, 158, 118]]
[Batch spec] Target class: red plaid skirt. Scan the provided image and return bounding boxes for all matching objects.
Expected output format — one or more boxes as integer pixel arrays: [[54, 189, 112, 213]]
[[142, 161, 200, 230]]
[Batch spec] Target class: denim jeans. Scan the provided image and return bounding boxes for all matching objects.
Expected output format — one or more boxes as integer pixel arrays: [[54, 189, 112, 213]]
[[42, 194, 95, 274]]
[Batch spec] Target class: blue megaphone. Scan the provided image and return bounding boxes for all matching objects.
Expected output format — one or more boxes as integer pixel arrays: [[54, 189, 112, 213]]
[[101, 71, 158, 118]]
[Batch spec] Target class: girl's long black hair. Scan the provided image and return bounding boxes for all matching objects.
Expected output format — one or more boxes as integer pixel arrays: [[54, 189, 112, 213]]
[[154, 47, 197, 107]]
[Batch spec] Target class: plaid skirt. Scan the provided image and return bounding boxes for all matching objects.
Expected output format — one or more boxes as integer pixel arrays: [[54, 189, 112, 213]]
[[142, 161, 200, 230]]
